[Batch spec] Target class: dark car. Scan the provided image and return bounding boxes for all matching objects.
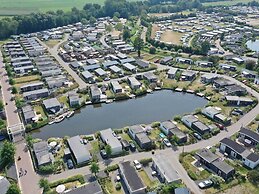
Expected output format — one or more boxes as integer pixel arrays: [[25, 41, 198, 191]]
[[129, 142, 136, 152], [100, 149, 108, 159], [67, 159, 74, 169]]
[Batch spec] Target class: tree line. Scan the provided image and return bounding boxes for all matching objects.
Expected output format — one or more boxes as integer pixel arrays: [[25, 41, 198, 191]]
[[0, 0, 203, 40]]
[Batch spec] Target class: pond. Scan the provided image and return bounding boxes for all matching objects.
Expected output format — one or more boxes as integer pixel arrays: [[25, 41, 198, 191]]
[[246, 40, 259, 52], [31, 90, 208, 140]]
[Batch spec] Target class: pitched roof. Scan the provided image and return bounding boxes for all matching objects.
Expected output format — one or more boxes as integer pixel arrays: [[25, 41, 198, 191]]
[[220, 138, 246, 154], [65, 181, 103, 194], [239, 127, 259, 143], [246, 153, 259, 163], [196, 149, 219, 163], [211, 160, 234, 174]]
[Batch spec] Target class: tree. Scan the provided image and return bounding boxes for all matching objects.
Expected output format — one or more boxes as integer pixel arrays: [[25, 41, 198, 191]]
[[12, 87, 17, 94], [105, 144, 112, 157], [89, 16, 96, 25], [122, 28, 131, 41], [9, 79, 15, 85], [245, 60, 256, 70], [81, 18, 88, 25], [133, 36, 144, 58], [0, 141, 16, 167], [38, 178, 50, 192], [25, 135, 33, 148], [105, 24, 113, 32], [115, 23, 123, 31], [113, 12, 120, 18], [149, 46, 156, 54], [200, 41, 210, 55], [6, 184, 21, 194], [247, 170, 259, 185], [0, 100, 4, 111], [90, 162, 100, 176]]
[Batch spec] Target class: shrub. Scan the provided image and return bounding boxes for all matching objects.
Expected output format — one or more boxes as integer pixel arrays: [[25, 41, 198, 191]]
[[105, 164, 119, 173], [187, 170, 197, 180], [139, 158, 152, 166], [149, 46, 156, 54], [83, 136, 94, 141], [151, 121, 160, 128], [38, 164, 55, 174], [115, 183, 121, 190], [49, 175, 85, 188]]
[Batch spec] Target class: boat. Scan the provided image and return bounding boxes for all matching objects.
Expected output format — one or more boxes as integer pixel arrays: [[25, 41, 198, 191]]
[[48, 121, 55, 125], [106, 99, 113, 104], [55, 115, 66, 123], [66, 111, 74, 118]]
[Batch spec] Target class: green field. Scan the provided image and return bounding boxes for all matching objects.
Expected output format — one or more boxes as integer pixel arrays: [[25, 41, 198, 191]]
[[0, 0, 105, 16], [203, 0, 259, 6]]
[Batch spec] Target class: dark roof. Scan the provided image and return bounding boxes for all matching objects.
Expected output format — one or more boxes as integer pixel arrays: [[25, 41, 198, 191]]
[[246, 153, 259, 162], [136, 132, 151, 144], [65, 181, 103, 194], [212, 160, 235, 174], [239, 127, 259, 143], [220, 138, 246, 154], [119, 161, 145, 192], [196, 149, 219, 163], [192, 121, 210, 132]]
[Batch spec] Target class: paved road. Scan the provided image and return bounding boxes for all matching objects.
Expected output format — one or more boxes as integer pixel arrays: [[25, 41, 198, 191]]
[[0, 51, 41, 194], [100, 34, 110, 48], [36, 36, 87, 89]]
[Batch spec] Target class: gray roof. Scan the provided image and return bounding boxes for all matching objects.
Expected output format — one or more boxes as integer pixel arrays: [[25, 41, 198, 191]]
[[23, 88, 49, 98], [86, 58, 99, 65], [20, 82, 44, 90], [136, 132, 151, 144], [143, 72, 157, 80], [225, 96, 253, 102], [182, 70, 196, 77], [119, 161, 146, 192], [239, 127, 259, 143], [220, 138, 246, 154], [102, 60, 119, 68], [181, 115, 198, 124], [196, 149, 219, 163], [246, 153, 259, 162], [90, 85, 101, 97], [174, 188, 190, 194], [67, 136, 91, 164], [161, 120, 177, 130], [122, 63, 136, 71], [211, 160, 235, 174], [135, 59, 149, 68], [95, 68, 107, 76], [192, 121, 210, 132], [65, 181, 103, 194], [168, 67, 178, 75], [82, 64, 100, 71], [33, 141, 54, 166], [161, 56, 173, 63], [111, 81, 122, 91], [153, 154, 180, 183], [109, 65, 122, 73], [43, 98, 61, 109], [202, 106, 220, 117], [128, 77, 141, 87], [0, 176, 11, 194], [120, 58, 135, 64], [82, 70, 93, 79], [22, 105, 36, 120], [100, 128, 122, 151], [129, 125, 144, 134]]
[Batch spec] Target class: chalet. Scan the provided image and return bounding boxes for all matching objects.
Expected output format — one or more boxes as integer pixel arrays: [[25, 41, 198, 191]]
[[196, 149, 235, 180], [176, 57, 193, 65], [128, 125, 152, 150], [213, 79, 234, 89], [67, 136, 92, 165], [225, 96, 254, 106], [160, 120, 187, 143], [22, 105, 36, 124], [160, 56, 173, 65], [128, 77, 141, 90], [242, 69, 257, 79], [135, 60, 149, 68], [82, 64, 100, 72], [202, 107, 231, 126], [100, 128, 123, 155], [94, 68, 107, 78], [152, 154, 181, 184], [220, 138, 259, 169], [224, 84, 247, 96], [43, 98, 61, 114], [201, 74, 218, 84], [81, 71, 94, 82], [68, 92, 80, 107], [196, 61, 213, 67], [119, 58, 135, 64], [90, 85, 102, 102], [102, 60, 119, 68], [23, 88, 49, 101], [122, 63, 137, 72], [118, 161, 146, 194], [20, 82, 44, 93], [143, 72, 157, 83], [181, 71, 196, 81], [109, 65, 123, 75], [219, 64, 236, 71], [238, 127, 259, 146], [33, 141, 54, 167], [110, 81, 123, 94], [167, 68, 178, 79]]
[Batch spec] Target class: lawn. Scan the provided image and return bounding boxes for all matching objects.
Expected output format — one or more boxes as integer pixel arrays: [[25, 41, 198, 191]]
[[160, 31, 183, 45], [14, 75, 40, 84], [138, 170, 158, 188], [121, 133, 132, 142], [58, 96, 69, 108], [44, 39, 61, 48], [34, 105, 48, 121], [99, 178, 123, 194], [148, 128, 161, 141]]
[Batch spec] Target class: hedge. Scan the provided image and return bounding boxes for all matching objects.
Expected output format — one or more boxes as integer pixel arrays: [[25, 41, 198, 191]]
[[49, 174, 85, 188], [105, 164, 119, 173]]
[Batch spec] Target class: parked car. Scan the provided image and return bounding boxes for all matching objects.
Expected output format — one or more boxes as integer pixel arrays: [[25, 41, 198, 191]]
[[163, 138, 172, 147], [151, 171, 157, 176], [67, 159, 74, 169], [194, 133, 202, 140], [100, 150, 107, 159], [116, 174, 121, 182], [133, 160, 142, 170], [129, 142, 136, 152], [198, 180, 213, 189]]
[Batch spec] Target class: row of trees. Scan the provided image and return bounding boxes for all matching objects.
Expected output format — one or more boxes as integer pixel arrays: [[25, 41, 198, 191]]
[[0, 0, 205, 40]]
